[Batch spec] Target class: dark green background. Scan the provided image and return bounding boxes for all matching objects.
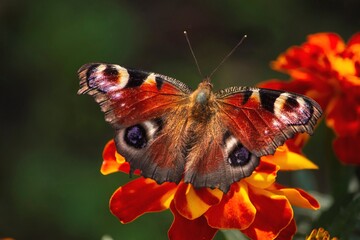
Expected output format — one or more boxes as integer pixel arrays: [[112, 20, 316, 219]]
[[2, 1, 359, 239]]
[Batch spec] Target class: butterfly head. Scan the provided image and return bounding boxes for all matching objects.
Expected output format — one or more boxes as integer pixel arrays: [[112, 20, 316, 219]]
[[193, 78, 213, 105]]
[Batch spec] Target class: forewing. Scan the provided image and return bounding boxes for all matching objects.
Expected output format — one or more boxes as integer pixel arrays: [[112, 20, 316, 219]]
[[78, 63, 191, 128], [215, 87, 322, 156]]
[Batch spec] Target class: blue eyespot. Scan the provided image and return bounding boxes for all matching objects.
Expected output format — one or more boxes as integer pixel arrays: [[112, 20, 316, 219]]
[[228, 144, 251, 166], [124, 125, 147, 149]]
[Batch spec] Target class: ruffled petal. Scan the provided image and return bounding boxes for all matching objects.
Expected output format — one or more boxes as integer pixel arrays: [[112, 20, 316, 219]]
[[346, 32, 360, 64], [263, 145, 318, 171], [307, 33, 345, 53], [245, 159, 278, 189], [168, 202, 217, 240], [205, 182, 256, 229], [270, 183, 320, 209], [272, 42, 332, 77], [347, 32, 360, 47], [242, 187, 293, 240], [110, 177, 177, 223], [101, 140, 129, 175], [174, 183, 222, 220], [101, 140, 141, 175], [275, 218, 296, 240]]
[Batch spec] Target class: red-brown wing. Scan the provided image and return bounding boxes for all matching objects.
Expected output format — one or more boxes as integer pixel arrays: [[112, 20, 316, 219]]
[[78, 63, 192, 184], [215, 87, 322, 157], [78, 63, 191, 128]]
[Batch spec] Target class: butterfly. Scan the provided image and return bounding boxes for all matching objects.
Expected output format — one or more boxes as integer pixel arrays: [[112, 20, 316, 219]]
[[78, 63, 322, 193]]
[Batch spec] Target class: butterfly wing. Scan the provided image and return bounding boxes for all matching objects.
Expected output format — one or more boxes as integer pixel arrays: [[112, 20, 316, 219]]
[[214, 86, 322, 157], [78, 63, 191, 128], [182, 86, 322, 192], [78, 63, 192, 183]]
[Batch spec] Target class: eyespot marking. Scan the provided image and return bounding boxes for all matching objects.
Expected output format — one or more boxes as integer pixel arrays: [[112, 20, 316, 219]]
[[228, 144, 251, 167], [124, 125, 147, 149]]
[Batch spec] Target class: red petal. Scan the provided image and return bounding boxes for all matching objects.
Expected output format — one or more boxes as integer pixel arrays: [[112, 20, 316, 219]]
[[245, 159, 278, 189], [333, 134, 360, 165], [242, 187, 293, 240], [307, 32, 345, 53], [110, 177, 177, 223], [205, 182, 256, 229], [255, 158, 279, 175], [174, 183, 222, 220], [168, 202, 217, 240], [347, 32, 360, 47], [101, 140, 131, 174], [275, 218, 296, 240], [101, 140, 141, 175]]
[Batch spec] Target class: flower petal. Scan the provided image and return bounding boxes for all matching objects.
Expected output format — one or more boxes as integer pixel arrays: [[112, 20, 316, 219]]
[[307, 33, 345, 53], [205, 182, 256, 229], [174, 183, 223, 220], [245, 159, 278, 189], [110, 177, 177, 223], [347, 32, 360, 47], [270, 183, 320, 209], [101, 140, 128, 175], [168, 202, 217, 240], [101, 140, 141, 175], [242, 187, 293, 240], [275, 218, 296, 240], [263, 145, 318, 171]]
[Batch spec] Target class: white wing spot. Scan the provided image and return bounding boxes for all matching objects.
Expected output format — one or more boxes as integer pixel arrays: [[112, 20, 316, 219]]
[[274, 92, 291, 118], [250, 90, 260, 102], [116, 66, 130, 89], [144, 73, 156, 85], [224, 135, 239, 156]]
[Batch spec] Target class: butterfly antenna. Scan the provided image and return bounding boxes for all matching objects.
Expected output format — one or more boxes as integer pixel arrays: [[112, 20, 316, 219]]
[[209, 35, 247, 79], [184, 31, 204, 78]]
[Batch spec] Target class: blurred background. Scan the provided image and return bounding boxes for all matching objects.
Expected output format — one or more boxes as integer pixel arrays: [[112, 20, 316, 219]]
[[1, 0, 360, 239]]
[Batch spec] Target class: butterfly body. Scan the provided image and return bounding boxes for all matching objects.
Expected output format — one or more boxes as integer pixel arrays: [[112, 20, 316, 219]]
[[78, 63, 322, 193]]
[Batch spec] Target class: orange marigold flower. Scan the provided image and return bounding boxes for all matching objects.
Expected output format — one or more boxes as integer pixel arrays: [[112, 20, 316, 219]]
[[260, 32, 360, 164], [102, 140, 319, 240], [306, 228, 338, 240]]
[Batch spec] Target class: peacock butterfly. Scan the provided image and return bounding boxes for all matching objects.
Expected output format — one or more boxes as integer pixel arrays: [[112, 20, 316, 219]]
[[78, 62, 322, 193]]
